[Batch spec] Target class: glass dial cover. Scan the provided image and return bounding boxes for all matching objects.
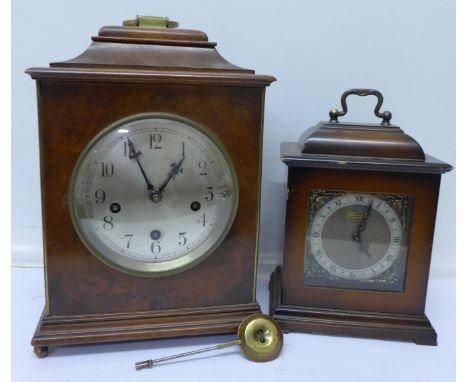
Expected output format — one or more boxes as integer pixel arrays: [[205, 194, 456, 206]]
[[304, 190, 413, 292], [69, 113, 238, 276]]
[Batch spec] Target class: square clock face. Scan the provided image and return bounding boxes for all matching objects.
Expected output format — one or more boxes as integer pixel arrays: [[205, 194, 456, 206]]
[[303, 190, 414, 292]]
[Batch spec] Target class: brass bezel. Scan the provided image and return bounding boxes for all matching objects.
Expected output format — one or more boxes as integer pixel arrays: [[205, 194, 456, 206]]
[[68, 112, 239, 277]]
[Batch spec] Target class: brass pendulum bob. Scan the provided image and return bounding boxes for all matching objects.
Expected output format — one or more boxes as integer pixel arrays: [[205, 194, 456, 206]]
[[135, 313, 283, 369]]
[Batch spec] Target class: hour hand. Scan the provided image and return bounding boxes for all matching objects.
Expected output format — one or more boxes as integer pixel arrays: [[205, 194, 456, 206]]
[[156, 142, 185, 196]]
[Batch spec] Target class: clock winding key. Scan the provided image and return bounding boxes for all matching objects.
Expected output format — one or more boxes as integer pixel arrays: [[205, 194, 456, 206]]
[[135, 313, 283, 369]]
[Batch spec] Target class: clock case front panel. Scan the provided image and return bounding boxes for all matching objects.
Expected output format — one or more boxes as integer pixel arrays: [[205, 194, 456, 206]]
[[27, 26, 275, 351], [270, 150, 451, 345]]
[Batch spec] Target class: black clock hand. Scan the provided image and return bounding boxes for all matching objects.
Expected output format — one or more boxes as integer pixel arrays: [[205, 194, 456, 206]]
[[147, 142, 185, 203], [352, 200, 373, 243], [155, 142, 186, 197], [127, 137, 156, 192], [158, 157, 185, 194]]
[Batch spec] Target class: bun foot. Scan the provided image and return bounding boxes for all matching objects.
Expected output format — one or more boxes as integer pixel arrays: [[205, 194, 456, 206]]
[[34, 346, 49, 358]]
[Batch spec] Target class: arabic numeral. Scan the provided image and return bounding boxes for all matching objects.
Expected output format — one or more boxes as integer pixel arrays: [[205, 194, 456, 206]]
[[198, 160, 207, 175], [124, 234, 133, 249], [151, 241, 161, 255], [123, 141, 128, 157], [95, 189, 106, 204], [101, 162, 114, 177], [197, 213, 206, 227], [205, 187, 214, 201], [178, 232, 187, 246], [150, 133, 162, 149], [103, 215, 114, 230]]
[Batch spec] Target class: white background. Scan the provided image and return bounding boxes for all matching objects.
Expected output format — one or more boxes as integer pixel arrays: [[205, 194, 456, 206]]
[[11, 0, 456, 381], [12, 0, 455, 274]]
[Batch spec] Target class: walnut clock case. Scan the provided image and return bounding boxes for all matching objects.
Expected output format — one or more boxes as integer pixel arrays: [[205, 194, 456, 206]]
[[269, 89, 452, 345], [26, 18, 275, 357]]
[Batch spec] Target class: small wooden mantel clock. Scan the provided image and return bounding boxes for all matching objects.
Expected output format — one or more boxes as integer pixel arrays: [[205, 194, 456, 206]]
[[269, 89, 452, 345], [26, 16, 275, 357]]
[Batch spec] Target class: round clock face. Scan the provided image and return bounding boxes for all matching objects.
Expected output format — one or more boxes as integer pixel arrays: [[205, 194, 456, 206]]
[[309, 193, 403, 280], [69, 113, 238, 276]]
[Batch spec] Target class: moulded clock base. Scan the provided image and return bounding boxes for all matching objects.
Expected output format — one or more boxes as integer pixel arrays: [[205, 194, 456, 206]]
[[269, 266, 437, 346], [31, 302, 261, 356]]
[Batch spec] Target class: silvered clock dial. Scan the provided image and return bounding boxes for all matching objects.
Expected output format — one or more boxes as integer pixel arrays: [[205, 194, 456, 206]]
[[304, 190, 413, 292], [69, 113, 238, 276]]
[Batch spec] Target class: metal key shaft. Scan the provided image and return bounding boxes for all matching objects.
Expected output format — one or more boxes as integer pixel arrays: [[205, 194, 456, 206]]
[[135, 340, 241, 369]]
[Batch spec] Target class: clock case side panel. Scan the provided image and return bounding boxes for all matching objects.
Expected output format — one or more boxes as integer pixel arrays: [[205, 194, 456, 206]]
[[270, 166, 442, 345], [31, 80, 268, 347], [35, 82, 52, 316]]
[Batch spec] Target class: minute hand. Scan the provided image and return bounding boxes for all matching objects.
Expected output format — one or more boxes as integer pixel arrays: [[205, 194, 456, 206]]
[[127, 137, 155, 192], [352, 200, 373, 243]]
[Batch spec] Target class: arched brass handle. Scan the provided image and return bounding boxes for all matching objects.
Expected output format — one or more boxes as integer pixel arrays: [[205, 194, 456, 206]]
[[329, 89, 392, 125]]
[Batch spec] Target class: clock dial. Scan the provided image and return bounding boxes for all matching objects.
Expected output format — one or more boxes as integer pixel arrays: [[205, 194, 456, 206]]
[[304, 190, 413, 292], [69, 113, 238, 276]]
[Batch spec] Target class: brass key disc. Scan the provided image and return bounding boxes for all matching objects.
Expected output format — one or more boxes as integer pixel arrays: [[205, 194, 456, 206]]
[[238, 313, 283, 362]]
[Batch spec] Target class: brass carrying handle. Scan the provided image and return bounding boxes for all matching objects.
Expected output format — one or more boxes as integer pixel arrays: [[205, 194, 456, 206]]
[[329, 89, 392, 125], [123, 16, 179, 29]]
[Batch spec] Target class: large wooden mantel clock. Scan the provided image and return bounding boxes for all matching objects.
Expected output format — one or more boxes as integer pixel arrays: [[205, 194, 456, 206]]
[[269, 89, 452, 345], [26, 16, 275, 357]]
